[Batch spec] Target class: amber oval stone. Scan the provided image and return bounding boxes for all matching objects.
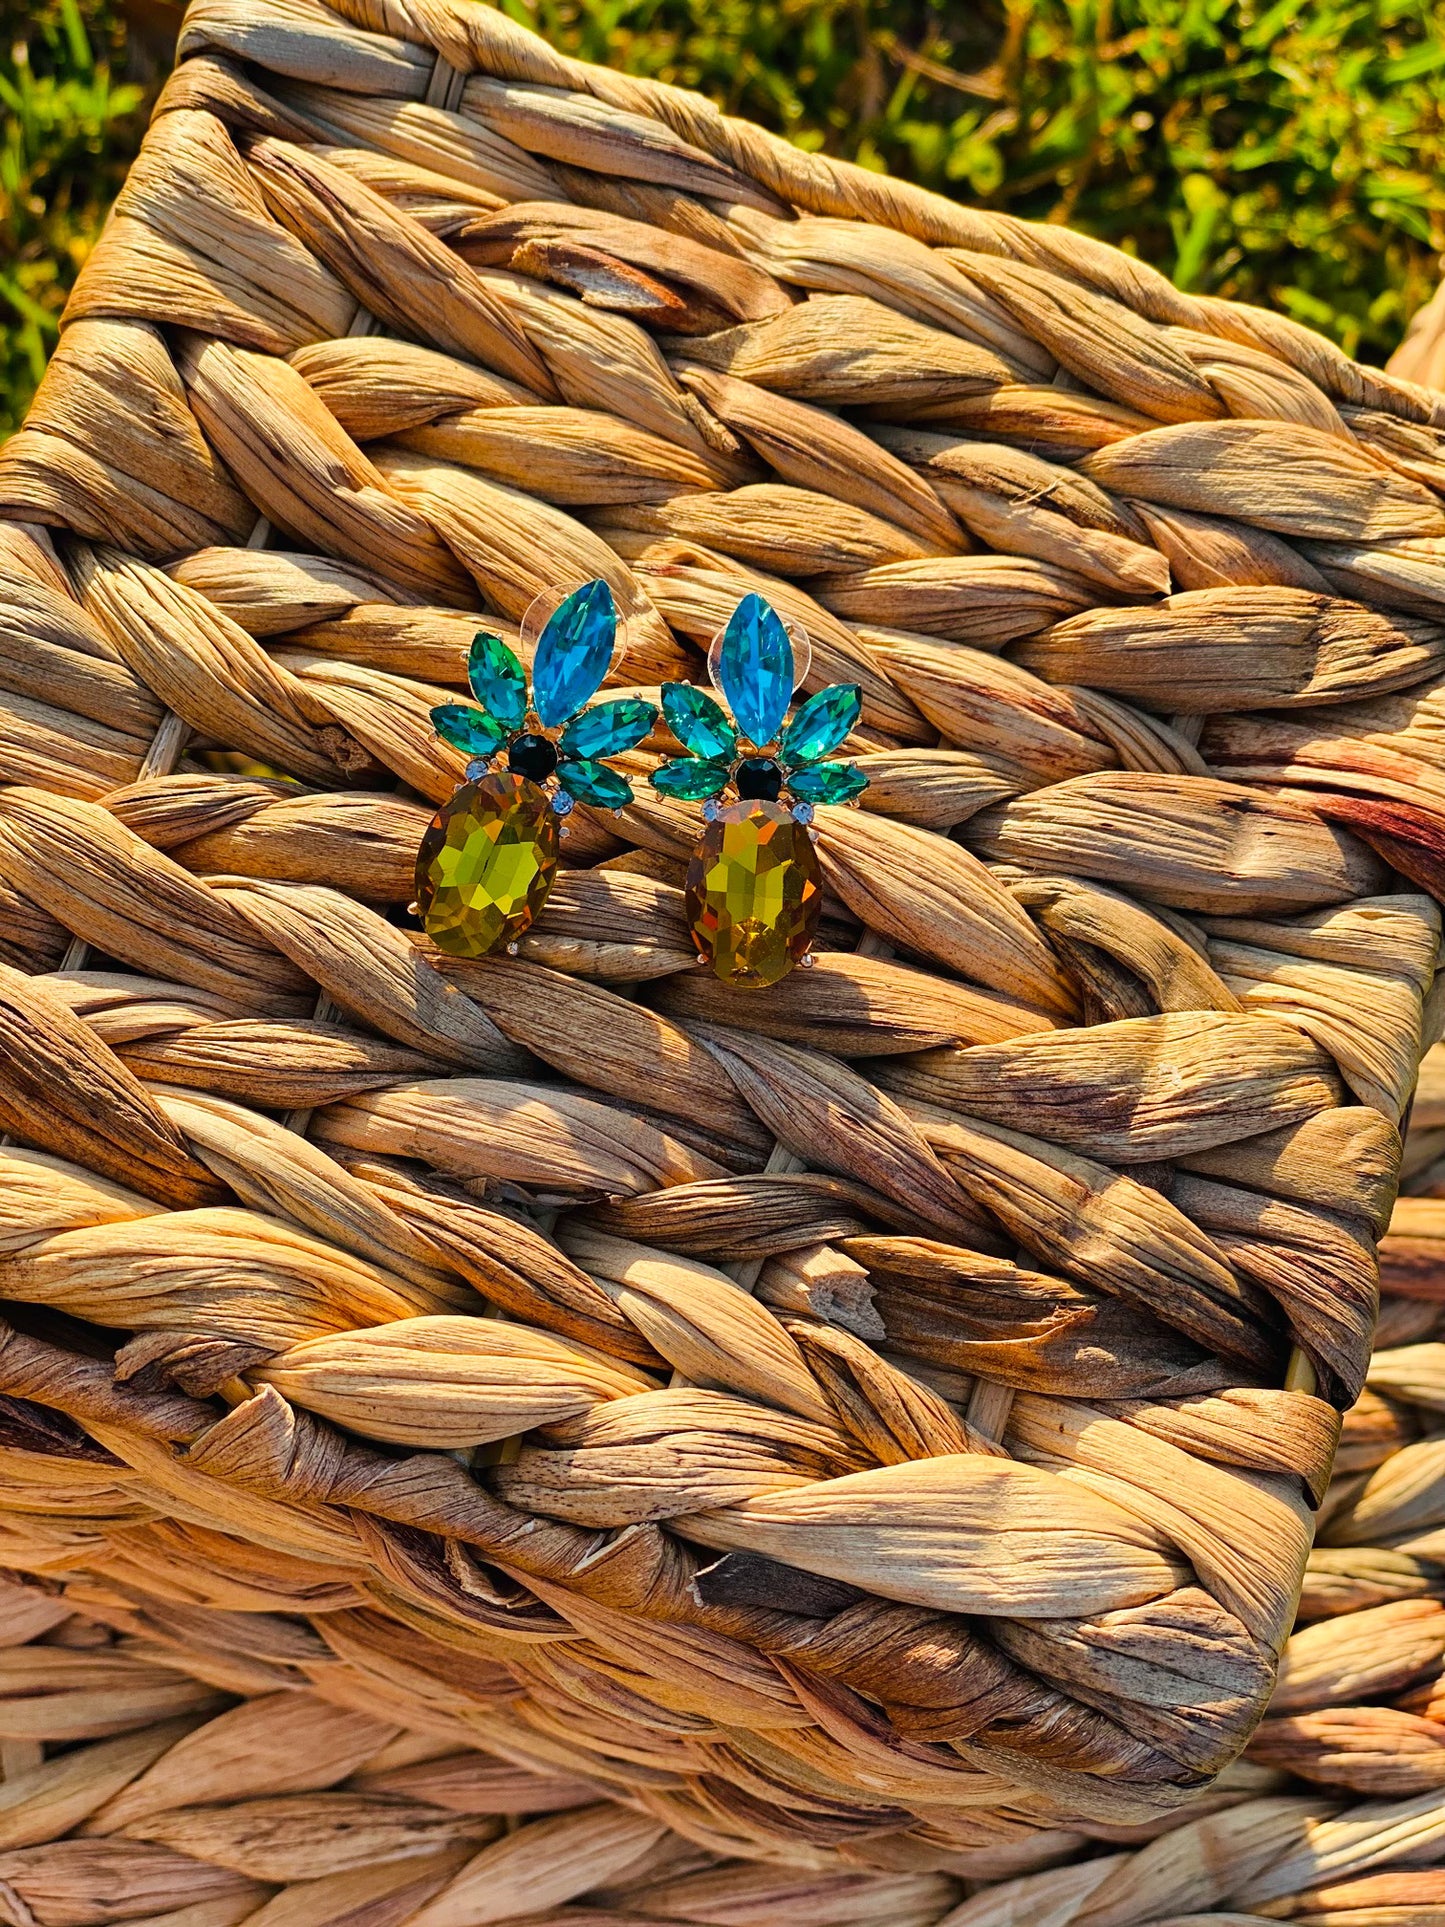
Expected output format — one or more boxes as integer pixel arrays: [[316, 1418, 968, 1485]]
[[686, 798, 823, 989], [416, 771, 560, 957]]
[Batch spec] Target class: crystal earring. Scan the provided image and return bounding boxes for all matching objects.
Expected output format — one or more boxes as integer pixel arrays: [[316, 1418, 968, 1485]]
[[649, 590, 867, 989], [416, 579, 657, 957]]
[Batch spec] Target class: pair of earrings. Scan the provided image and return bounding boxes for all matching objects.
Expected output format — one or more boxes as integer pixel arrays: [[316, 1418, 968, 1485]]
[[415, 580, 867, 988]]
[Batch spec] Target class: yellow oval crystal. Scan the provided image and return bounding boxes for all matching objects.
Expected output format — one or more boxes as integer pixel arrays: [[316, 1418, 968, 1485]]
[[416, 770, 560, 957], [686, 798, 823, 989]]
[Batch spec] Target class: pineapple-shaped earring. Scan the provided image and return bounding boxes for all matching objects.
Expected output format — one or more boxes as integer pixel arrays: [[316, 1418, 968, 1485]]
[[650, 590, 867, 989], [416, 579, 657, 957]]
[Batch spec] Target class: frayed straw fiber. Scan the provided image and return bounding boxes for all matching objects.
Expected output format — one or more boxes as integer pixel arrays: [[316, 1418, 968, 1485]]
[[1, 0, 1445, 1854]]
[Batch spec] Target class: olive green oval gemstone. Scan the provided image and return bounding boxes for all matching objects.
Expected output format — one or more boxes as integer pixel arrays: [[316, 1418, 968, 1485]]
[[686, 799, 822, 989], [416, 771, 560, 957]]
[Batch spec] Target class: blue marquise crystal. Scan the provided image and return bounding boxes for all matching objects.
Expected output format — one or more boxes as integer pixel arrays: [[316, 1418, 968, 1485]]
[[651, 756, 731, 801], [788, 761, 868, 804], [716, 592, 793, 748], [431, 703, 509, 759], [467, 632, 527, 730], [533, 580, 617, 728], [782, 684, 862, 766], [557, 757, 632, 808], [662, 683, 737, 762], [560, 698, 655, 761]]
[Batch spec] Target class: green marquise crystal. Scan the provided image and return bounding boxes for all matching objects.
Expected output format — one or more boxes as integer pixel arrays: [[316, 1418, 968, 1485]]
[[662, 682, 737, 761], [781, 684, 862, 765], [560, 698, 656, 760], [431, 703, 509, 760], [787, 761, 868, 804], [467, 632, 527, 730], [558, 758, 633, 808], [651, 757, 732, 801]]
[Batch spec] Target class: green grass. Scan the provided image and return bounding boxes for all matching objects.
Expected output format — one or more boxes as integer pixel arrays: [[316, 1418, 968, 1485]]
[[0, 0, 144, 437], [3, 0, 1445, 435], [516, 0, 1445, 361]]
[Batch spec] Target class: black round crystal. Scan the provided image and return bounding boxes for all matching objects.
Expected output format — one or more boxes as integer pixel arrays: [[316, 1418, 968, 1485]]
[[735, 757, 783, 802], [508, 733, 558, 781]]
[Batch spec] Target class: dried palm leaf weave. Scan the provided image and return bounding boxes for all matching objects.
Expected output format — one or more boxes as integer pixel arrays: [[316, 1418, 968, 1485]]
[[1391, 280, 1445, 395], [4, 1198, 1445, 1927], [0, 0, 1444, 1848], [0, 1583, 890, 1927], [922, 1179, 1445, 1925]]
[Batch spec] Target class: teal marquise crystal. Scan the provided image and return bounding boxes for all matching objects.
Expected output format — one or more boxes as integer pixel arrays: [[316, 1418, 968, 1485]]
[[467, 632, 527, 730], [716, 592, 793, 748], [663, 682, 737, 762], [533, 580, 617, 727], [431, 703, 509, 759], [560, 698, 655, 761], [651, 756, 732, 801], [557, 757, 633, 808], [787, 761, 868, 804], [782, 683, 862, 766]]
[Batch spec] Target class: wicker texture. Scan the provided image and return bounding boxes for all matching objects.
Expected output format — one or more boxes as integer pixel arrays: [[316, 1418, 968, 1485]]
[[1391, 281, 1445, 395], [0, 0, 1442, 1847], [925, 1184, 1445, 1925], [0, 1588, 861, 1927], [4, 1207, 1445, 1927]]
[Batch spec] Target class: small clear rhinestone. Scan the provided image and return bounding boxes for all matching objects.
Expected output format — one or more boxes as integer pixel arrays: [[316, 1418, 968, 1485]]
[[791, 800, 815, 825]]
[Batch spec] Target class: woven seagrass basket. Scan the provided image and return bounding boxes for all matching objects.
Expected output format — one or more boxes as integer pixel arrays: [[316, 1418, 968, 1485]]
[[1, 0, 1445, 1858], [913, 1171, 1445, 1925], [4, 1189, 1445, 1927], [1392, 278, 1445, 395]]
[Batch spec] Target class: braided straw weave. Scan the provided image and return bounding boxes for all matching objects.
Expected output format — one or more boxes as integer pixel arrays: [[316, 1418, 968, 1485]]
[[0, 1583, 942, 1926], [4, 1186, 1445, 1927], [904, 1134, 1445, 1924], [1391, 281, 1445, 395], [1, 0, 1444, 1847]]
